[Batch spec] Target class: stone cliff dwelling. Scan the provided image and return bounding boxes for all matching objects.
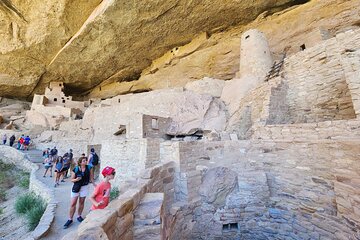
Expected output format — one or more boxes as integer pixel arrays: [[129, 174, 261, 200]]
[[0, 1, 360, 240]]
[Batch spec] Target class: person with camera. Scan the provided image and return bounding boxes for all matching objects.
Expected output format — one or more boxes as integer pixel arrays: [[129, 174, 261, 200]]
[[63, 156, 96, 229]]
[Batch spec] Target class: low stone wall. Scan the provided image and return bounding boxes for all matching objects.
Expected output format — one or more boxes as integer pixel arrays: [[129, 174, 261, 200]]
[[63, 161, 176, 240], [0, 146, 56, 240]]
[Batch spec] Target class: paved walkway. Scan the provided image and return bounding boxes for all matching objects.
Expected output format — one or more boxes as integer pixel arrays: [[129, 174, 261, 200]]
[[25, 150, 94, 240]]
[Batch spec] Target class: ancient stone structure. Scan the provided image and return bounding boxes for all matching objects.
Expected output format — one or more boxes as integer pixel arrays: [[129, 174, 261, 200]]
[[63, 28, 360, 240], [1, 1, 360, 239], [26, 82, 86, 128]]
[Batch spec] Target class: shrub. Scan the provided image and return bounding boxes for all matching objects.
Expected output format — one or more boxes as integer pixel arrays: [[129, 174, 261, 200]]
[[15, 193, 39, 214], [0, 190, 6, 202], [26, 203, 46, 230], [17, 173, 30, 189], [15, 192, 46, 230], [0, 207, 3, 215], [110, 187, 120, 201]]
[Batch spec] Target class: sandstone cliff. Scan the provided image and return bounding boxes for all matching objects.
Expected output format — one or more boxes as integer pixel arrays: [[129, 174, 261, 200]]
[[1, 0, 307, 99]]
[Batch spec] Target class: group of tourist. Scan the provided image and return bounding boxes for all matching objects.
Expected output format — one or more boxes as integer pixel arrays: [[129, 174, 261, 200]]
[[42, 147, 115, 229], [1, 133, 31, 150]]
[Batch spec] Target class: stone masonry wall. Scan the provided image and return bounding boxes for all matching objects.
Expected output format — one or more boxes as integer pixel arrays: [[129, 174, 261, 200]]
[[165, 139, 360, 239], [62, 162, 176, 240], [252, 119, 360, 141], [342, 46, 360, 118], [282, 30, 359, 123], [100, 138, 161, 186]]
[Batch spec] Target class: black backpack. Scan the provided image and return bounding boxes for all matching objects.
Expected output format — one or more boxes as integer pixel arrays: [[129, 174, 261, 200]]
[[92, 153, 99, 166]]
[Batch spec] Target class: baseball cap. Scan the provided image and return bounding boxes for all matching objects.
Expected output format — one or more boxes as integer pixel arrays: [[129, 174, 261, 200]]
[[102, 166, 116, 177]]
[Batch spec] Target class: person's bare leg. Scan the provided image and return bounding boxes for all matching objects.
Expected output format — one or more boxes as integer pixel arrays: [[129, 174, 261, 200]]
[[78, 197, 86, 217], [69, 197, 78, 220]]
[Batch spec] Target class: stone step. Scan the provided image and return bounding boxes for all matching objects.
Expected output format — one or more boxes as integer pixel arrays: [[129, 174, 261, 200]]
[[133, 193, 164, 240], [25, 149, 44, 163]]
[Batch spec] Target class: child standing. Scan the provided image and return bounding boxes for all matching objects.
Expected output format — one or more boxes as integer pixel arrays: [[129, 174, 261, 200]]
[[89, 166, 116, 210]]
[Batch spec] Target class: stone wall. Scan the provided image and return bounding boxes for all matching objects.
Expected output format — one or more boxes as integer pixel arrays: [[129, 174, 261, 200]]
[[163, 139, 360, 239], [63, 162, 176, 240], [0, 146, 56, 240], [342, 46, 360, 118], [100, 138, 162, 186], [281, 29, 359, 123], [252, 119, 360, 141]]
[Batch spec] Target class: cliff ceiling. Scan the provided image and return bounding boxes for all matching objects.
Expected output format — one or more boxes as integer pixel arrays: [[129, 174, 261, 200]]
[[0, 0, 311, 99]]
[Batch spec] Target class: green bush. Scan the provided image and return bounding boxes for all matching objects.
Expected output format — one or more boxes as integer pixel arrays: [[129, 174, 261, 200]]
[[17, 173, 30, 188], [0, 190, 6, 202], [15, 193, 39, 214], [0, 207, 3, 215], [110, 187, 120, 201], [15, 193, 46, 230], [26, 203, 46, 230]]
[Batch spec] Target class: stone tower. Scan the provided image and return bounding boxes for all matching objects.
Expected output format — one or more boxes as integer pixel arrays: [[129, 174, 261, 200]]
[[239, 29, 273, 79]]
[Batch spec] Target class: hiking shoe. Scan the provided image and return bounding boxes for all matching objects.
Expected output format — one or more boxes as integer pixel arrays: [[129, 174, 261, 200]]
[[63, 219, 73, 229], [77, 216, 84, 222]]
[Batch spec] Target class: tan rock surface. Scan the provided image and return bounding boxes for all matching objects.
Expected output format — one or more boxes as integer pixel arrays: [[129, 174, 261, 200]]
[[1, 0, 305, 99], [0, 0, 103, 98], [89, 0, 360, 98]]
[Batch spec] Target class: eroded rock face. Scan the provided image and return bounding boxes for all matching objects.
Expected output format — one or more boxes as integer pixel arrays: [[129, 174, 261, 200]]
[[88, 0, 360, 99], [199, 167, 238, 208], [1, 0, 306, 99]]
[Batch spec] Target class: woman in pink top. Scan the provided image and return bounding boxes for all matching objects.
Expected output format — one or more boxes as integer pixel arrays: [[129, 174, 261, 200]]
[[90, 166, 116, 210]]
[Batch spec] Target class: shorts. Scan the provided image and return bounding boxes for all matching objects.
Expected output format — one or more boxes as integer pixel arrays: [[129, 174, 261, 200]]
[[54, 169, 62, 173], [61, 167, 69, 173], [44, 165, 52, 169], [70, 184, 89, 198]]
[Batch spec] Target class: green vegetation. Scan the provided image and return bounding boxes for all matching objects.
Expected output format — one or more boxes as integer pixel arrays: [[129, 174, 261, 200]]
[[110, 186, 120, 201], [17, 172, 30, 188], [0, 207, 3, 215], [0, 160, 31, 202], [15, 192, 46, 230], [15, 192, 39, 214], [0, 191, 6, 202], [26, 204, 46, 230]]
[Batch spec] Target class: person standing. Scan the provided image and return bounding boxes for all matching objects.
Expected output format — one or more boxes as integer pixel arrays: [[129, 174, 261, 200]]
[[88, 148, 100, 179], [54, 156, 64, 187], [89, 166, 116, 210], [17, 134, 24, 150], [50, 146, 58, 162], [64, 149, 74, 179], [63, 157, 95, 229], [2, 134, 7, 145], [23, 135, 31, 151], [9, 134, 15, 147]]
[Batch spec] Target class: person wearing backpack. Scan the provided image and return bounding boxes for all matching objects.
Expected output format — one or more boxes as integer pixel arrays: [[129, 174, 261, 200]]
[[88, 148, 99, 179], [63, 156, 95, 229]]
